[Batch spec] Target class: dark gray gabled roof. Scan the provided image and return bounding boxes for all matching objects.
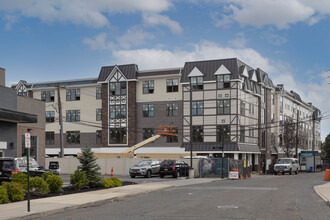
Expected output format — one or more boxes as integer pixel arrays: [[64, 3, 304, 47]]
[[290, 90, 303, 103], [97, 64, 139, 82]]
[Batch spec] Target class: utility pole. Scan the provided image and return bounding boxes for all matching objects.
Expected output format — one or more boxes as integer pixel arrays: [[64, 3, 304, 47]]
[[57, 84, 64, 158], [295, 111, 299, 158], [312, 112, 315, 172], [189, 79, 193, 170]]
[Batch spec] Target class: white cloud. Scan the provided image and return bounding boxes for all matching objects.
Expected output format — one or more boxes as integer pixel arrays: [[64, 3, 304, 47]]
[[118, 27, 154, 49], [261, 30, 287, 46], [83, 33, 113, 50], [0, 0, 173, 28], [3, 14, 18, 30], [213, 0, 330, 29], [228, 32, 247, 48], [112, 40, 276, 72], [83, 27, 154, 50], [142, 13, 182, 34]]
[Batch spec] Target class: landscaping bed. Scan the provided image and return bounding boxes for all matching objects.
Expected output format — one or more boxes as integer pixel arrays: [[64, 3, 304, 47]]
[[25, 181, 137, 200]]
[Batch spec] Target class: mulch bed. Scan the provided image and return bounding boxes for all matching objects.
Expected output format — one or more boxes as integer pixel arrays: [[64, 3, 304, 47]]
[[25, 181, 137, 200]]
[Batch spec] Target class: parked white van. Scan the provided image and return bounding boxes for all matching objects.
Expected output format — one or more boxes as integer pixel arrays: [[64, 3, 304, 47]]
[[274, 158, 299, 175]]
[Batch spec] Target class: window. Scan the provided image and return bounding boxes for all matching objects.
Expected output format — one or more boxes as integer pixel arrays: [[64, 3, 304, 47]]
[[192, 126, 203, 142], [217, 100, 230, 115], [216, 125, 230, 142], [96, 109, 102, 121], [110, 105, 126, 119], [271, 94, 274, 105], [217, 75, 230, 89], [261, 130, 266, 149], [41, 91, 55, 102], [143, 128, 154, 140], [109, 82, 126, 96], [252, 104, 254, 115], [241, 101, 245, 116], [66, 131, 80, 144], [271, 113, 275, 123], [240, 126, 245, 142], [166, 134, 178, 143], [271, 133, 275, 146], [166, 103, 178, 117], [192, 101, 203, 116], [143, 104, 154, 117], [46, 111, 55, 123], [143, 80, 154, 94], [66, 89, 80, 101], [249, 127, 254, 137], [96, 87, 102, 99], [45, 132, 54, 145], [109, 128, 127, 144], [191, 76, 203, 91], [66, 110, 80, 122], [18, 91, 27, 97], [96, 130, 102, 144], [166, 79, 179, 92]]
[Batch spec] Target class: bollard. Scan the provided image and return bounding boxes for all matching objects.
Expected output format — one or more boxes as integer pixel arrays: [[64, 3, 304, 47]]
[[325, 169, 330, 181]]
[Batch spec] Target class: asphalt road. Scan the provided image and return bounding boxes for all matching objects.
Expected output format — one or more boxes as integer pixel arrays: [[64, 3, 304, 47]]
[[44, 172, 329, 220]]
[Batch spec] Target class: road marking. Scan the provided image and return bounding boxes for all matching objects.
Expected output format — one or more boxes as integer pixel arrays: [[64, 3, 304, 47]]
[[217, 205, 239, 209], [182, 186, 278, 191]]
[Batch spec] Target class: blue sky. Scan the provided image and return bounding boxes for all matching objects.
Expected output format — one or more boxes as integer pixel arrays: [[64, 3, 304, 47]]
[[0, 0, 329, 140]]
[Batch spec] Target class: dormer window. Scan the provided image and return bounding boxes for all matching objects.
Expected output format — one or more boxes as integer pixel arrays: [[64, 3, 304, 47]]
[[217, 75, 230, 89], [191, 76, 203, 91]]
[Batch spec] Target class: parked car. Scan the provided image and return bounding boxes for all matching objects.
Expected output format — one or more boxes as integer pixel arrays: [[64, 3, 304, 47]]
[[274, 158, 299, 175], [159, 160, 189, 178], [0, 157, 47, 182], [129, 160, 161, 178]]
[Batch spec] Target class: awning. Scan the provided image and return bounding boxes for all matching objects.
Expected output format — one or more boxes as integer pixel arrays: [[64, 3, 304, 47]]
[[183, 142, 261, 154], [0, 108, 37, 123]]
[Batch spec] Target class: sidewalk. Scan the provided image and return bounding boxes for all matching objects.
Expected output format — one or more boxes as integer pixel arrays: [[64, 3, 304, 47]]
[[314, 181, 330, 206], [0, 178, 219, 220]]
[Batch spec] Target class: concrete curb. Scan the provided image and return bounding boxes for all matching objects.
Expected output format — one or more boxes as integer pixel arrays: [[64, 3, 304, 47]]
[[313, 182, 330, 207]]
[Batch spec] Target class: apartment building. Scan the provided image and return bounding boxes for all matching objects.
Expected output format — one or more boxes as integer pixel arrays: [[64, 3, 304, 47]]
[[12, 78, 102, 156], [97, 64, 184, 153], [11, 58, 322, 165], [271, 84, 322, 157], [180, 58, 274, 171]]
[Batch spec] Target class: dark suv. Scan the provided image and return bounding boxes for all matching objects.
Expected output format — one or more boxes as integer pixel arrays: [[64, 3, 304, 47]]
[[159, 160, 189, 178], [0, 157, 47, 182]]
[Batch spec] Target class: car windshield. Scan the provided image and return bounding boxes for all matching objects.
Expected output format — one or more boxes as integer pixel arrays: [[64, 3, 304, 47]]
[[161, 160, 175, 166], [16, 157, 41, 169], [276, 159, 292, 164], [136, 161, 152, 167]]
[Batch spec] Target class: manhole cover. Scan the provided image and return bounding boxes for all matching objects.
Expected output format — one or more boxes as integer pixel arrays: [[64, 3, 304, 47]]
[[216, 206, 239, 209]]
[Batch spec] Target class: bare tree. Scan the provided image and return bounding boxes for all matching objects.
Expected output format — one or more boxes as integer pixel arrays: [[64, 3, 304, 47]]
[[281, 118, 296, 157]]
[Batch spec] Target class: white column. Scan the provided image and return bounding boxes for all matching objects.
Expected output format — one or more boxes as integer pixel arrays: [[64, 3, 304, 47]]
[[254, 154, 259, 165], [234, 153, 239, 160]]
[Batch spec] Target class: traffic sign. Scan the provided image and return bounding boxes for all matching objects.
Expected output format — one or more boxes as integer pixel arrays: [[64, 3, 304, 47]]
[[25, 133, 31, 148]]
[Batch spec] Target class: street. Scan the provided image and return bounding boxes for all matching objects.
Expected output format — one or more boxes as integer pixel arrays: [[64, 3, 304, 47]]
[[40, 172, 330, 220]]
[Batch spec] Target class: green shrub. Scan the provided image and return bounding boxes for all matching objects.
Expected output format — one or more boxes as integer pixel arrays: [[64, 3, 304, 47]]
[[2, 182, 25, 202], [45, 174, 63, 193], [70, 170, 89, 191], [0, 185, 9, 204], [12, 172, 28, 191], [110, 177, 122, 187], [103, 178, 115, 188], [42, 171, 55, 181], [30, 177, 50, 196]]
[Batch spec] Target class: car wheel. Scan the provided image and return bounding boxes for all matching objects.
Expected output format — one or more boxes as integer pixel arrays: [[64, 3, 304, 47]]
[[295, 169, 298, 175], [274, 172, 277, 175], [174, 170, 180, 178], [130, 175, 135, 178], [160, 174, 164, 178], [145, 170, 151, 178], [282, 172, 284, 175], [289, 168, 292, 175]]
